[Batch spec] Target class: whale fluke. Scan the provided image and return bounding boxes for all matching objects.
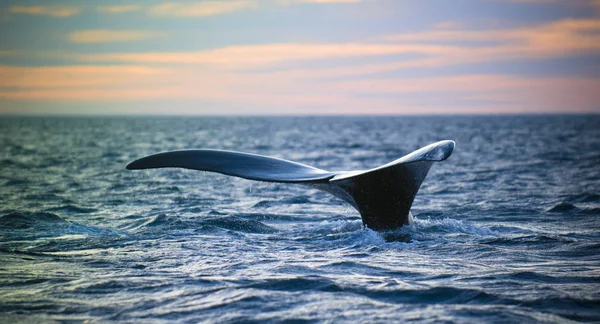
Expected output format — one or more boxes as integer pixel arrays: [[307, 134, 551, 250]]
[[127, 140, 455, 230], [126, 149, 335, 183]]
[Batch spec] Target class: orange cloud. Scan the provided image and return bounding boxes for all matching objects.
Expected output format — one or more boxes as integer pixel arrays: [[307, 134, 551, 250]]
[[68, 30, 165, 43], [9, 5, 80, 18], [49, 17, 598, 76], [148, 1, 258, 17], [273, 17, 600, 78], [97, 5, 141, 14], [0, 65, 171, 88], [1, 61, 598, 114], [69, 43, 456, 67], [2, 16, 599, 114], [380, 18, 600, 53]]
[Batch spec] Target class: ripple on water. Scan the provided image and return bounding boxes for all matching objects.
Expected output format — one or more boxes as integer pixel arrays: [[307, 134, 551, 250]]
[[1, 116, 599, 323]]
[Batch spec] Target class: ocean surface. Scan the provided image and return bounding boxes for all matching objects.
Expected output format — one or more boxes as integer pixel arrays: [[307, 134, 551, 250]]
[[0, 115, 599, 323]]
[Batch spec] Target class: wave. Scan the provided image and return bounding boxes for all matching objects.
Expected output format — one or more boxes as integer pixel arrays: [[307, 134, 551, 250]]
[[480, 234, 577, 247], [235, 212, 308, 222], [548, 202, 578, 213], [277, 216, 498, 248], [0, 211, 122, 243], [46, 205, 98, 214], [245, 276, 502, 305], [547, 202, 600, 214], [581, 207, 600, 215], [489, 271, 598, 284], [239, 276, 599, 321], [136, 213, 278, 234], [252, 196, 314, 208], [201, 216, 278, 233], [568, 192, 600, 203], [3, 178, 30, 186], [0, 211, 68, 229], [247, 277, 342, 292], [241, 277, 498, 306], [410, 217, 498, 236]]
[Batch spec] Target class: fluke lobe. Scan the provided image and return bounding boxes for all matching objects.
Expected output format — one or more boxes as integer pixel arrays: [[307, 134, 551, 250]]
[[126, 140, 455, 231]]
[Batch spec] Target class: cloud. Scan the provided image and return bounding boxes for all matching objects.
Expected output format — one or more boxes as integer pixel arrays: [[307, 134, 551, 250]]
[[97, 5, 141, 14], [380, 18, 600, 45], [2, 60, 599, 114], [0, 65, 171, 88], [148, 1, 258, 17], [9, 5, 80, 18], [67, 30, 165, 43], [69, 43, 454, 66], [361, 18, 600, 73], [0, 50, 20, 57], [2, 14, 599, 114], [57, 17, 599, 77]]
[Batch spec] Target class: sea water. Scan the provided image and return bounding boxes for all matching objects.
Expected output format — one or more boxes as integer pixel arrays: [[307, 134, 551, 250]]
[[0, 115, 599, 323]]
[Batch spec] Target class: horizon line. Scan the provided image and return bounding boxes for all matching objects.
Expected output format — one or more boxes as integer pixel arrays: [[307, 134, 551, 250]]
[[1, 111, 599, 118]]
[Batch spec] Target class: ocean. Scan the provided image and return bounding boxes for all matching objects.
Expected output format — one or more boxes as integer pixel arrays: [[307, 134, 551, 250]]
[[0, 115, 599, 323]]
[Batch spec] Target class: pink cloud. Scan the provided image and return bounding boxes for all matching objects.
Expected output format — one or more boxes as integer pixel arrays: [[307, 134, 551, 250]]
[[47, 17, 598, 79], [67, 30, 165, 43], [1, 62, 598, 114], [1, 17, 599, 114]]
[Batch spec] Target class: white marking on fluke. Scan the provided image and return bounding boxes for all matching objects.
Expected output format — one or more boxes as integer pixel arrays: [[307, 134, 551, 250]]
[[127, 140, 455, 231]]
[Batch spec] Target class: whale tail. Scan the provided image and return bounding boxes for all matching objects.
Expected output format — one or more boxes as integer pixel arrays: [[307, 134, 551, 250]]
[[127, 140, 455, 230]]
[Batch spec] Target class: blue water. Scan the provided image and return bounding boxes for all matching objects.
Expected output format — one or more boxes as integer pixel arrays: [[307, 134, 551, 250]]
[[0, 115, 599, 323]]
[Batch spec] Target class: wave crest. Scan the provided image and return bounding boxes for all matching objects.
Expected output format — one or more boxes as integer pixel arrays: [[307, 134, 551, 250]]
[[0, 211, 67, 229]]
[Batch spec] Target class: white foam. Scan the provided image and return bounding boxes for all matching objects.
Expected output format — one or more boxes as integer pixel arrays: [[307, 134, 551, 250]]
[[412, 217, 498, 236]]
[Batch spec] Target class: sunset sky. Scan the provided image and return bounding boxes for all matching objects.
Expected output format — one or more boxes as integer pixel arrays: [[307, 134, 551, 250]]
[[1, 0, 599, 115]]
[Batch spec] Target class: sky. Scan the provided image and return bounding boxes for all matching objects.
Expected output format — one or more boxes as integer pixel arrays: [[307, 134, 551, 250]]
[[0, 0, 599, 115]]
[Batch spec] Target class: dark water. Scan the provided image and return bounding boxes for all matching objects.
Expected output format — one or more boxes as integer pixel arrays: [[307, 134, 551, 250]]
[[0, 115, 599, 323]]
